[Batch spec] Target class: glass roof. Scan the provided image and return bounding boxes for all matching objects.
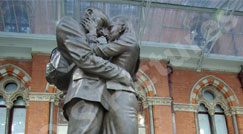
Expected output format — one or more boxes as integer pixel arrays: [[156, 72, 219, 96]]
[[153, 0, 243, 11], [0, 0, 243, 58]]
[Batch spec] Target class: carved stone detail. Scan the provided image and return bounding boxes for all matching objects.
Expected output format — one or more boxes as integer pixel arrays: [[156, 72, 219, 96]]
[[141, 97, 171, 108], [196, 86, 232, 115], [29, 91, 63, 105], [0, 75, 30, 108], [174, 103, 199, 112], [230, 107, 243, 115]]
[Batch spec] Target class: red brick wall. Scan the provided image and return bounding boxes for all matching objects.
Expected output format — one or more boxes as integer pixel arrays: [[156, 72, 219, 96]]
[[139, 60, 242, 133], [1, 56, 243, 134], [153, 106, 173, 134], [140, 61, 170, 97], [31, 55, 50, 92], [237, 115, 243, 134], [0, 60, 32, 75], [171, 69, 242, 105], [25, 102, 50, 134], [175, 112, 196, 134]]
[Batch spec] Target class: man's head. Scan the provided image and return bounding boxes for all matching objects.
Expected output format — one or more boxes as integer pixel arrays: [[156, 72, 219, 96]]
[[80, 7, 110, 40]]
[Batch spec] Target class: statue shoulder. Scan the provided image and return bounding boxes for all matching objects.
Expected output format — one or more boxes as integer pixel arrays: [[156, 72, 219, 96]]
[[56, 16, 86, 37]]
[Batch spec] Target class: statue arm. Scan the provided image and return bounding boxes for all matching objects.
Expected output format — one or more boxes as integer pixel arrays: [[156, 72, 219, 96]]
[[92, 34, 135, 58], [56, 16, 132, 85], [63, 37, 132, 86]]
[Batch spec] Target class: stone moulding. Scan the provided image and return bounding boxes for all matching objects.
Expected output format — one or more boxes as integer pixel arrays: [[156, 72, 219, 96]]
[[29, 91, 63, 105], [174, 103, 199, 112]]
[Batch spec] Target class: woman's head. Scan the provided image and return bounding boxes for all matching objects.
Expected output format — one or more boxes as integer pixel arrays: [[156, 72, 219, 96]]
[[107, 16, 135, 42]]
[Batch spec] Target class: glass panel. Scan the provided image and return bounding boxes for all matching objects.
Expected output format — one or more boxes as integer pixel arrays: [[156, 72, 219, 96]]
[[0, 107, 6, 134], [11, 108, 26, 134], [0, 0, 243, 57], [14, 97, 25, 106], [215, 115, 228, 134], [204, 91, 215, 101], [199, 104, 208, 112], [4, 82, 18, 92], [215, 105, 224, 113], [198, 113, 211, 134], [0, 96, 5, 105]]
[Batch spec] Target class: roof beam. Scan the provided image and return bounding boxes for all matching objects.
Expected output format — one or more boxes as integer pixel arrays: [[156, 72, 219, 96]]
[[83, 0, 243, 16]]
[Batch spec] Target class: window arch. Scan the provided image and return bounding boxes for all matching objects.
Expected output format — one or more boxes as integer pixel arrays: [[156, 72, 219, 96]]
[[0, 64, 31, 134], [197, 88, 229, 134], [190, 75, 238, 134]]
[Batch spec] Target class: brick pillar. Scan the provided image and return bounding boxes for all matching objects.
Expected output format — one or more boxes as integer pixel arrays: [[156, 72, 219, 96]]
[[25, 102, 50, 134], [25, 55, 51, 134]]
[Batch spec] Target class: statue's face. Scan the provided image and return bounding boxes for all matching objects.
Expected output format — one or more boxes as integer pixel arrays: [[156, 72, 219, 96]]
[[107, 22, 124, 42], [96, 17, 109, 38]]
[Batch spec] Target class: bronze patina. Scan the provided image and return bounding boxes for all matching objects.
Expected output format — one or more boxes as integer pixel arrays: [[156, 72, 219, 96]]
[[46, 7, 140, 134]]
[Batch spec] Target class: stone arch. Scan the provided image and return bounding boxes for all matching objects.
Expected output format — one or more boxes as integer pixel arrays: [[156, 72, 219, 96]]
[[0, 64, 31, 107], [0, 64, 31, 89], [190, 75, 239, 108], [135, 69, 156, 102], [45, 83, 57, 93]]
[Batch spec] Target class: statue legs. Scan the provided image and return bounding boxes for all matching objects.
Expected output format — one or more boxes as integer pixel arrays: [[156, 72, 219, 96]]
[[103, 91, 139, 134], [65, 99, 104, 134]]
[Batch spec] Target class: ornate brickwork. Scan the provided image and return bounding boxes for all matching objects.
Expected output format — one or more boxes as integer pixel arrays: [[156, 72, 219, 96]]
[[0, 64, 31, 108], [190, 75, 239, 108]]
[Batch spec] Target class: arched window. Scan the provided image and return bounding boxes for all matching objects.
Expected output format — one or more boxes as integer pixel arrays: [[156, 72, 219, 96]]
[[197, 88, 228, 134], [0, 64, 30, 134]]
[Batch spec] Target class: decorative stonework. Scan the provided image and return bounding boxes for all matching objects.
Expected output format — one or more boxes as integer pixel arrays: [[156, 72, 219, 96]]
[[0, 64, 31, 89], [174, 103, 199, 112], [230, 107, 243, 115], [142, 97, 171, 108], [190, 75, 239, 108], [135, 69, 157, 98], [134, 69, 157, 108], [189, 75, 240, 116], [29, 90, 63, 105], [0, 64, 31, 108]]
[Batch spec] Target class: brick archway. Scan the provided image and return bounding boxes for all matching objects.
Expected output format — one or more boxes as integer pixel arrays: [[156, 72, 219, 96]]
[[0, 64, 31, 89], [135, 69, 156, 100], [190, 75, 239, 107]]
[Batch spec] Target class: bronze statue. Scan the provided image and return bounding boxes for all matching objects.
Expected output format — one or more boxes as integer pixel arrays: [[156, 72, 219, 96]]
[[91, 16, 140, 134], [47, 7, 139, 134]]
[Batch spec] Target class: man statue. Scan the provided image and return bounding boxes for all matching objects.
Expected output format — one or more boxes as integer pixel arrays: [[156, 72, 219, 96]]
[[55, 8, 134, 134]]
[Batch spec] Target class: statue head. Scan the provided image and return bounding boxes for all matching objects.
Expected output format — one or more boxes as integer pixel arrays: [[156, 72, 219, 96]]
[[80, 7, 110, 39], [107, 16, 135, 42]]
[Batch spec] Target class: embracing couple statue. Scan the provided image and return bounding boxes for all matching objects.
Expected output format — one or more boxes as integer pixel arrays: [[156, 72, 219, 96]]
[[46, 7, 140, 134]]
